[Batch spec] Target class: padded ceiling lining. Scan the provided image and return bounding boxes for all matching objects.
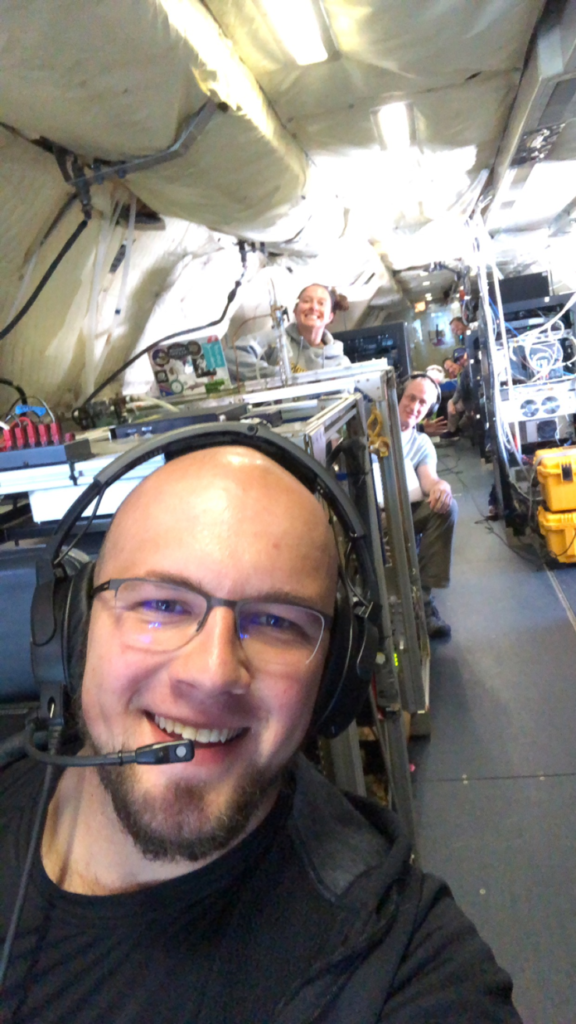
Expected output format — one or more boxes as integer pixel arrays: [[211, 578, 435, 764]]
[[0, 0, 308, 235], [0, 0, 546, 244], [207, 0, 544, 80], [0, 0, 558, 413], [0, 129, 72, 323], [203, 0, 545, 256]]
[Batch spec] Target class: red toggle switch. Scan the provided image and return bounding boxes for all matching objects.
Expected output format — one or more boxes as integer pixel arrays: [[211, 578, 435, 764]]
[[25, 421, 39, 447], [3, 426, 16, 450], [38, 423, 50, 446], [50, 422, 64, 445]]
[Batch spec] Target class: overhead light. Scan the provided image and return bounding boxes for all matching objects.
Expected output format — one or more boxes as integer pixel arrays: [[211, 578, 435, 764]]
[[425, 293, 433, 300], [374, 102, 415, 151], [422, 279, 431, 285], [261, 0, 329, 65], [414, 300, 426, 313]]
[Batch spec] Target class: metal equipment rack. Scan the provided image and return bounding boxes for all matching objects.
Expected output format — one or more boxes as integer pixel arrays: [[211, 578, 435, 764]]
[[476, 289, 576, 520], [194, 362, 429, 851]]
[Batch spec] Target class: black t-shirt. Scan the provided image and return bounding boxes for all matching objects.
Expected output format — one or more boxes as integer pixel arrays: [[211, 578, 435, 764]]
[[0, 759, 336, 1024]]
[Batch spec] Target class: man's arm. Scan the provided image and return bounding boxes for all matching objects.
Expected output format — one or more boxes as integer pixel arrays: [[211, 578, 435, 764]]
[[416, 463, 452, 514]]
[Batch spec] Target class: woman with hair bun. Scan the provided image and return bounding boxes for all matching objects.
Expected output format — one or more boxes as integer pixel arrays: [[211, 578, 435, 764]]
[[229, 283, 350, 380]]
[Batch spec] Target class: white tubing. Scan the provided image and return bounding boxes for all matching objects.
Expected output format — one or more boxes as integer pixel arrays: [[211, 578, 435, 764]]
[[114, 193, 137, 323], [83, 201, 122, 396]]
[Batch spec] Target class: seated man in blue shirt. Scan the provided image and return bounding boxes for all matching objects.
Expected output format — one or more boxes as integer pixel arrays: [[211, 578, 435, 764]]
[[442, 355, 460, 382], [398, 374, 458, 638]]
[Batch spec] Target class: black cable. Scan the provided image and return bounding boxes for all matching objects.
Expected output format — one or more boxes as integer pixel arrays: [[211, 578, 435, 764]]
[[0, 378, 27, 407], [0, 220, 89, 343], [443, 453, 545, 566], [478, 519, 545, 567], [52, 487, 106, 568], [77, 257, 248, 412]]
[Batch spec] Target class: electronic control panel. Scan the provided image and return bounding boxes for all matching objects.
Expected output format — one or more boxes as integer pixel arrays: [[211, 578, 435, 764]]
[[500, 378, 576, 421]]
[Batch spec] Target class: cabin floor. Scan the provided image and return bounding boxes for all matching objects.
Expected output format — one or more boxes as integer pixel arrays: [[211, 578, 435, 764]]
[[409, 441, 576, 1024]]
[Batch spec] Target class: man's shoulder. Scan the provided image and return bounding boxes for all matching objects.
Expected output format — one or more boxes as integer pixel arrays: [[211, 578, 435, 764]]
[[0, 753, 44, 798], [0, 756, 54, 823], [403, 427, 435, 460], [284, 760, 521, 1022], [417, 431, 436, 456], [290, 756, 410, 899], [0, 756, 49, 857]]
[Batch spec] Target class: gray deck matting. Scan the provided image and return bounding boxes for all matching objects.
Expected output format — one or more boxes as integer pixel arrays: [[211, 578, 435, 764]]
[[410, 443, 576, 1024]]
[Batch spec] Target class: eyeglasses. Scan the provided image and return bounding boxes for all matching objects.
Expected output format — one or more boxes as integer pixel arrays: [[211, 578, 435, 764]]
[[92, 578, 333, 667]]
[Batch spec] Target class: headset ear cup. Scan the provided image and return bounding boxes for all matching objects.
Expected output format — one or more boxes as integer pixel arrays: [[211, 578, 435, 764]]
[[31, 550, 94, 719], [398, 372, 441, 417], [312, 587, 352, 738], [63, 560, 95, 699], [312, 584, 377, 740]]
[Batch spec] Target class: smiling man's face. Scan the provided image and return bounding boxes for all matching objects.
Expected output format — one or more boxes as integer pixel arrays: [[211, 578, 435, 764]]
[[398, 377, 438, 431], [80, 447, 338, 862], [443, 359, 459, 380]]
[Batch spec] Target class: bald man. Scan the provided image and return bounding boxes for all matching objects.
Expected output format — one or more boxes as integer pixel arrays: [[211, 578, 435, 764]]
[[0, 447, 520, 1023]]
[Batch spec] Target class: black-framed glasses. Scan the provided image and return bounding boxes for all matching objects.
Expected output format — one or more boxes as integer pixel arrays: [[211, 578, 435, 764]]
[[92, 578, 333, 667]]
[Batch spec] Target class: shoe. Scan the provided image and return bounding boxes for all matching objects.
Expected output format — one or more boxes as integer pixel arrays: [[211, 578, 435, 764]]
[[424, 598, 452, 639]]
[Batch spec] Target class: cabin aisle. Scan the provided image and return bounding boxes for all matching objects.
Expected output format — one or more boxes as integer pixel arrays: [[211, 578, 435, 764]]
[[410, 443, 576, 1024]]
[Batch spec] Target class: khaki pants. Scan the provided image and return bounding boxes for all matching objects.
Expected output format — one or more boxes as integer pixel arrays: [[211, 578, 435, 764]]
[[411, 497, 458, 590]]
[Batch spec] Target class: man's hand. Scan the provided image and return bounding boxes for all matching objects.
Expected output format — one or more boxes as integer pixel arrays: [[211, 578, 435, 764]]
[[421, 417, 448, 437], [428, 479, 452, 514]]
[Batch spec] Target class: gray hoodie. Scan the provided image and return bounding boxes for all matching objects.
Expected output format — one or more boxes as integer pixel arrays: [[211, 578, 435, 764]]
[[227, 322, 350, 381]]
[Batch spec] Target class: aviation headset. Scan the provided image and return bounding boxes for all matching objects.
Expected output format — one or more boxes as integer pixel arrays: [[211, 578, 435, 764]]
[[30, 421, 381, 742], [397, 372, 442, 416]]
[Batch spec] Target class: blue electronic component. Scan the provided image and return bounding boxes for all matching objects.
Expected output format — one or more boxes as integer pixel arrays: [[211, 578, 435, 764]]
[[15, 404, 47, 418]]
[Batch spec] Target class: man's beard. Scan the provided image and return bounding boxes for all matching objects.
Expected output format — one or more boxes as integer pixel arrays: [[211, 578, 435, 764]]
[[77, 708, 286, 864]]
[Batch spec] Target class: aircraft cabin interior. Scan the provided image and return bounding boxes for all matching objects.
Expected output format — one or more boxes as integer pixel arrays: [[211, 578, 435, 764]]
[[1, 1, 576, 1021]]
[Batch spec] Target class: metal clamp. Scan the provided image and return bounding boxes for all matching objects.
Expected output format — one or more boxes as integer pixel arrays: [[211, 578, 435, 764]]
[[65, 98, 223, 189]]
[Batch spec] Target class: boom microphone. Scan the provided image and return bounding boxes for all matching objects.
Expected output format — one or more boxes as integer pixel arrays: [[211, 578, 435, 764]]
[[24, 724, 194, 767], [0, 729, 193, 992]]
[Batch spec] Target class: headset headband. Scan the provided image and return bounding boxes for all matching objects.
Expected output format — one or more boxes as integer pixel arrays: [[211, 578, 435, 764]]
[[46, 422, 370, 568], [401, 372, 442, 407]]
